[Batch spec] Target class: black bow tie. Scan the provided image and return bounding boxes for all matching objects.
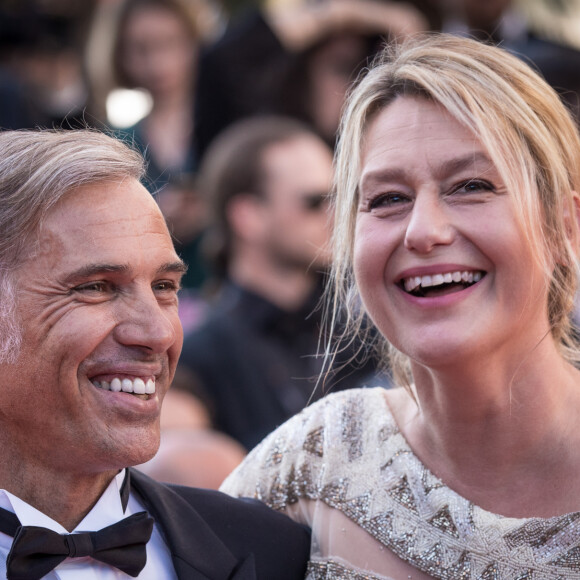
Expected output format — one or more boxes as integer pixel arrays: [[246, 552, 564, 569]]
[[0, 475, 154, 580]]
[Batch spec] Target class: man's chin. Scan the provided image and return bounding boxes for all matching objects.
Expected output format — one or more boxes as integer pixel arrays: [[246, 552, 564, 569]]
[[119, 431, 161, 469]]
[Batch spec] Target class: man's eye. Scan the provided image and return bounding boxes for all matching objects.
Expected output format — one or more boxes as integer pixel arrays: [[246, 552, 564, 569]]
[[74, 281, 111, 293], [153, 280, 180, 293]]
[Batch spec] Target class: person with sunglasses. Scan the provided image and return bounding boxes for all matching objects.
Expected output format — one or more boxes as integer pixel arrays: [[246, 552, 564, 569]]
[[178, 116, 384, 451]]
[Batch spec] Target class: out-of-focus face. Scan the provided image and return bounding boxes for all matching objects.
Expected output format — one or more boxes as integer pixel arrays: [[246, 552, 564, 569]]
[[260, 134, 334, 271], [307, 33, 368, 142], [121, 5, 197, 96], [0, 179, 185, 475], [156, 182, 208, 243], [443, 0, 512, 28], [354, 96, 551, 369]]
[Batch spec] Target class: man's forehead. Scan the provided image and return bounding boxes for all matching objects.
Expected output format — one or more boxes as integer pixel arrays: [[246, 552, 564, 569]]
[[47, 180, 160, 220], [38, 205, 171, 249], [26, 179, 179, 270], [47, 179, 167, 234]]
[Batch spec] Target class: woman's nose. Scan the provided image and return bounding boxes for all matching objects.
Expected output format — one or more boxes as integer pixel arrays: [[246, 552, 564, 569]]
[[404, 193, 455, 253]]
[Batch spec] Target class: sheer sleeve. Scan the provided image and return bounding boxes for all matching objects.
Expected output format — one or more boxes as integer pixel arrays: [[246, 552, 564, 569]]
[[220, 399, 323, 524], [220, 388, 431, 579]]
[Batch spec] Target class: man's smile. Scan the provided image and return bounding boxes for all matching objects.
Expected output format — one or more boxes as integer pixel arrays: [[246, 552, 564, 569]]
[[91, 376, 155, 394]]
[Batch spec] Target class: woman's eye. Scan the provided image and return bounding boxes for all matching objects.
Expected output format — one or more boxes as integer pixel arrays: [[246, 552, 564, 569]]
[[454, 179, 495, 194], [368, 192, 410, 210]]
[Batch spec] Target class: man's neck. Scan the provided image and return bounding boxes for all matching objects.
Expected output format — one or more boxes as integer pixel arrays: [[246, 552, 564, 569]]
[[0, 465, 118, 532]]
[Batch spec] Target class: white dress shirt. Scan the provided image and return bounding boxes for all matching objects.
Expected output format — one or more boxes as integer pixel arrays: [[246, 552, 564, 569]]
[[0, 470, 177, 579]]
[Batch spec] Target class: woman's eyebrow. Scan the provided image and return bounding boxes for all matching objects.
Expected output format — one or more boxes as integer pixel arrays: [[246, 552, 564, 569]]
[[359, 151, 493, 191], [434, 151, 493, 178]]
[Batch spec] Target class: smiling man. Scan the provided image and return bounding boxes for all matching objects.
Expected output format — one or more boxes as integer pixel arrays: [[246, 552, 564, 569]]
[[0, 129, 310, 579]]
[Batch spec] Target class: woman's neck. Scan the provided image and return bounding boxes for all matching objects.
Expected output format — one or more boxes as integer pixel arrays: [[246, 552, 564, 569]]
[[386, 338, 580, 517]]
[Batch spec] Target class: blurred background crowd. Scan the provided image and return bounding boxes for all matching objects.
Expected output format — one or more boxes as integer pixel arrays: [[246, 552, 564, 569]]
[[2, 0, 580, 488]]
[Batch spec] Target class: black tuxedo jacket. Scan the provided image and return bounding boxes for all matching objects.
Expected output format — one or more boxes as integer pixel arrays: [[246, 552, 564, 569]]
[[130, 469, 310, 579]]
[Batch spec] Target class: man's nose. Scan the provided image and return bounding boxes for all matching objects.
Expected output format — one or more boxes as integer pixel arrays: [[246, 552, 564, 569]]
[[113, 290, 178, 353], [404, 193, 455, 253]]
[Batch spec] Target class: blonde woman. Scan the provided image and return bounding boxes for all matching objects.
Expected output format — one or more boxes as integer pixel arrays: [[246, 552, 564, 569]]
[[221, 34, 580, 579]]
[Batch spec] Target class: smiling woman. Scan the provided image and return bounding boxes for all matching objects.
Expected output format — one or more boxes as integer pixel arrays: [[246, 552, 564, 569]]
[[221, 34, 580, 579], [354, 95, 550, 371]]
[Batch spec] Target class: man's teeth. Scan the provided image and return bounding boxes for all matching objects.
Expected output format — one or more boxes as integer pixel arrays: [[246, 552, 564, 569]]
[[92, 378, 155, 394], [403, 270, 482, 292]]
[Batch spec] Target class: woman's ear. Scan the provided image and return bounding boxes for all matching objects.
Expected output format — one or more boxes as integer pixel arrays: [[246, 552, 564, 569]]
[[564, 191, 580, 243], [552, 192, 580, 267]]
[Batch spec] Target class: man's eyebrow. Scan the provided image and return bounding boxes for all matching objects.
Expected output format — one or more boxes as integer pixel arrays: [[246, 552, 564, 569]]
[[63, 264, 130, 284], [62, 260, 188, 284], [157, 261, 188, 276]]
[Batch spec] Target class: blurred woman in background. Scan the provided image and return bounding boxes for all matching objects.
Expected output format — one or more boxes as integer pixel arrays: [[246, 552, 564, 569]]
[[87, 0, 220, 190]]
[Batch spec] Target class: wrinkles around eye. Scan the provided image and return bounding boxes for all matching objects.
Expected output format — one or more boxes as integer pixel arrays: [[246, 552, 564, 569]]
[[367, 193, 411, 211], [451, 179, 495, 195], [73, 281, 113, 294]]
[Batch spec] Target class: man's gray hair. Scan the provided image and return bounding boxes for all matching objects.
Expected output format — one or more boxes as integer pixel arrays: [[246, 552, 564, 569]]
[[0, 129, 146, 363]]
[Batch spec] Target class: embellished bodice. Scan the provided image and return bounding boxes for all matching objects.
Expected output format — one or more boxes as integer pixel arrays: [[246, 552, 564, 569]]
[[221, 388, 580, 580]]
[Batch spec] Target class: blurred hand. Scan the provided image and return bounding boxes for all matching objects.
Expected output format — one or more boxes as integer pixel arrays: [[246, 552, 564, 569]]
[[266, 0, 429, 51]]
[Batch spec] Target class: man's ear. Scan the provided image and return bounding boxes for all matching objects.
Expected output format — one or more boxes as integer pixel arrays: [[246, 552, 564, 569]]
[[226, 194, 268, 243]]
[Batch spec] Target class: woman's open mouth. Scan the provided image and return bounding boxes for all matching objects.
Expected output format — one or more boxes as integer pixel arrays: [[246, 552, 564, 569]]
[[399, 270, 485, 298]]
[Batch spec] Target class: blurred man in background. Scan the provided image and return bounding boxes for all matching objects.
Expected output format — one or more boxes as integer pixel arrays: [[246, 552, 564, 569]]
[[179, 116, 383, 450]]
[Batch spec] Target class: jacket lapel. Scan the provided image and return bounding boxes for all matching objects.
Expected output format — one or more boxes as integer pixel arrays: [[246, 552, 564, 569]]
[[129, 469, 256, 580]]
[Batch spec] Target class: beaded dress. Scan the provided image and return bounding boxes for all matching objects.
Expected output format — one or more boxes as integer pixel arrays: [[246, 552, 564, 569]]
[[221, 388, 580, 580]]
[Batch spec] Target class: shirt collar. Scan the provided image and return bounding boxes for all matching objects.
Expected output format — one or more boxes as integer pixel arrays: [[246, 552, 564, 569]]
[[0, 469, 128, 533]]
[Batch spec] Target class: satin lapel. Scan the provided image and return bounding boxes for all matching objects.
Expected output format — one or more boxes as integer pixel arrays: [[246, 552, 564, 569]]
[[130, 469, 250, 580], [229, 554, 257, 580]]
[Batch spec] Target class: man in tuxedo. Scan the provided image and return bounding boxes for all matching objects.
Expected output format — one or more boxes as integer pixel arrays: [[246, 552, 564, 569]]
[[0, 129, 310, 579]]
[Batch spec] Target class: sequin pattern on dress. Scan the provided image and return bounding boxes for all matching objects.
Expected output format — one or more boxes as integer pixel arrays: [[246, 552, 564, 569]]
[[307, 560, 391, 579], [221, 388, 580, 580]]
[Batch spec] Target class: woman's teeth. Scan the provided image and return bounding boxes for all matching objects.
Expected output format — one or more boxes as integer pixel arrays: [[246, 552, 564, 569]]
[[91, 377, 155, 394], [403, 270, 483, 293]]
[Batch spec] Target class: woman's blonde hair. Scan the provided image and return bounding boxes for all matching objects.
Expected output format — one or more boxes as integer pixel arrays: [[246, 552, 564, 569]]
[[327, 33, 580, 387]]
